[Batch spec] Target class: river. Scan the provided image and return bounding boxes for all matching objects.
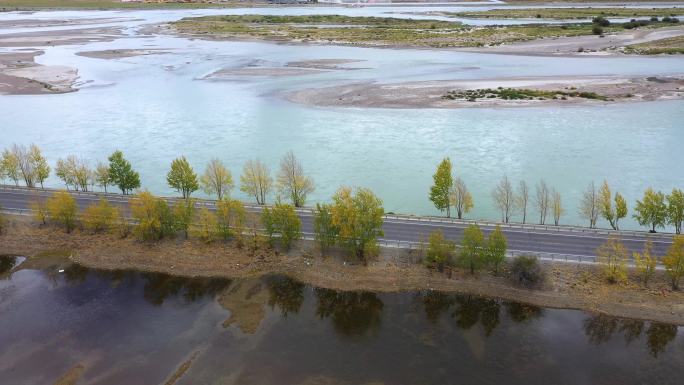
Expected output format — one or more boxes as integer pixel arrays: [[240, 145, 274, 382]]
[[1, 6, 683, 229]]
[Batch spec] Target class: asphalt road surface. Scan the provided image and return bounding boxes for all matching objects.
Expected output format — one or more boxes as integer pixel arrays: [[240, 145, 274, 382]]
[[0, 186, 674, 260]]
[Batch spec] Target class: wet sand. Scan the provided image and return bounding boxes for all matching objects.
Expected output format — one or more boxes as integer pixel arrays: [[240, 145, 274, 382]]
[[0, 51, 78, 94], [283, 75, 684, 109], [204, 59, 367, 79], [0, 26, 122, 47], [75, 48, 172, 60]]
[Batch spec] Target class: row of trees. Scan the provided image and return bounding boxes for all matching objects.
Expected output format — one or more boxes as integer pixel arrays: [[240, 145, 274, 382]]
[[424, 225, 507, 275], [596, 236, 684, 290], [428, 158, 684, 233], [429, 158, 564, 225], [0, 144, 50, 188], [166, 151, 315, 207]]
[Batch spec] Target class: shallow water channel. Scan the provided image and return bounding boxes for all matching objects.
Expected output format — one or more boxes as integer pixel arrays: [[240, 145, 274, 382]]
[[0, 255, 682, 385]]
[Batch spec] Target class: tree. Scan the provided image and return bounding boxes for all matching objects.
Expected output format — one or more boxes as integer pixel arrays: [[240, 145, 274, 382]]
[[426, 230, 455, 270], [516, 180, 530, 224], [29, 144, 49, 189], [599, 181, 628, 230], [82, 198, 118, 233], [552, 190, 563, 226], [633, 240, 657, 287], [580, 181, 600, 229], [429, 158, 452, 217], [492, 175, 514, 223], [55, 156, 76, 190], [331, 186, 384, 260], [94, 161, 111, 193], [262, 202, 302, 250], [633, 188, 667, 232], [200, 158, 233, 200], [12, 144, 36, 188], [215, 198, 245, 240], [173, 198, 196, 238], [108, 150, 140, 195], [192, 207, 218, 243], [596, 237, 628, 283], [240, 159, 272, 205], [450, 177, 473, 219], [276, 151, 314, 207], [166, 156, 198, 199], [667, 188, 684, 234], [46, 191, 78, 233], [487, 225, 507, 274], [459, 224, 485, 274], [1, 148, 21, 186], [313, 203, 339, 253], [534, 180, 550, 225], [663, 235, 684, 290]]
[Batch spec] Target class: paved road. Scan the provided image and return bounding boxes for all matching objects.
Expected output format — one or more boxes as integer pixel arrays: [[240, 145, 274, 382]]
[[0, 186, 675, 260]]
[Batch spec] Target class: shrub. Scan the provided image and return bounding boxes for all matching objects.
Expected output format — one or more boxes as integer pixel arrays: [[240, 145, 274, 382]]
[[596, 237, 628, 283], [0, 205, 5, 234], [47, 191, 78, 233], [261, 203, 302, 251], [592, 25, 603, 35], [192, 207, 218, 243], [426, 230, 455, 270], [511, 255, 544, 287], [82, 198, 118, 233], [592, 16, 610, 27]]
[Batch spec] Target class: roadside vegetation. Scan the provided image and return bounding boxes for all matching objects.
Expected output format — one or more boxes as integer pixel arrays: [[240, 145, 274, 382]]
[[448, 7, 684, 20], [442, 87, 612, 102], [170, 14, 682, 49]]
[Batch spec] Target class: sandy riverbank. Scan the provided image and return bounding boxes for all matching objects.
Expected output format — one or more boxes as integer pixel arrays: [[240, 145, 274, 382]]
[[203, 59, 366, 79], [0, 50, 78, 94], [2, 216, 683, 325], [75, 48, 171, 60], [282, 75, 684, 108], [0, 25, 122, 47]]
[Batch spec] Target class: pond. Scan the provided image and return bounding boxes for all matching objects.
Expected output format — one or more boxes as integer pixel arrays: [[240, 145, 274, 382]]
[[0, 256, 682, 384]]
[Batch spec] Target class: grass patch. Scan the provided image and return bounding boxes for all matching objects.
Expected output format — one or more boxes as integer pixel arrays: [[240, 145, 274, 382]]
[[449, 7, 684, 20], [442, 88, 612, 102], [171, 15, 658, 48], [623, 35, 684, 54]]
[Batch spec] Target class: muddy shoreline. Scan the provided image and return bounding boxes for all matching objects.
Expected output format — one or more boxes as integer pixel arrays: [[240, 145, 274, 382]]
[[0, 50, 78, 94], [2, 216, 683, 326]]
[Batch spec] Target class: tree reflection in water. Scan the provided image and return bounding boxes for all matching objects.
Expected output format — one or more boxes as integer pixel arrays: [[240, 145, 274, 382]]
[[0, 255, 17, 275], [583, 314, 678, 357], [141, 273, 231, 306], [315, 288, 384, 337], [421, 292, 543, 336], [266, 275, 305, 317]]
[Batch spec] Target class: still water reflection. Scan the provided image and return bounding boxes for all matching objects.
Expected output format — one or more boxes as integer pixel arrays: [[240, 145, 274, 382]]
[[0, 256, 682, 385]]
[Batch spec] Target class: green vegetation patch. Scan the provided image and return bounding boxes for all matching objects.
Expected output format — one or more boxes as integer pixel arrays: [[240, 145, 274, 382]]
[[623, 35, 684, 55], [172, 15, 641, 48], [442, 88, 612, 102], [449, 7, 684, 20]]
